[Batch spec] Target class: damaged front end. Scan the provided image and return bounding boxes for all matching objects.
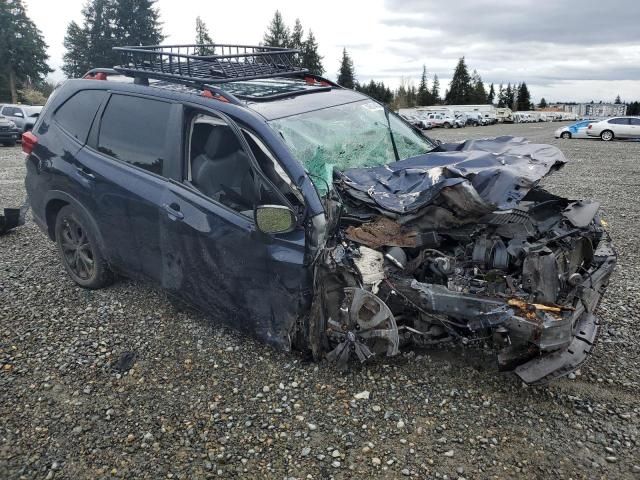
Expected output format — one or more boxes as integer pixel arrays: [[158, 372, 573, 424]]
[[310, 136, 616, 385]]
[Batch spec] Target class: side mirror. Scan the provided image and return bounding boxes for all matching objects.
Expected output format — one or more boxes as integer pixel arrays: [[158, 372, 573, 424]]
[[254, 205, 297, 234], [435, 139, 442, 146]]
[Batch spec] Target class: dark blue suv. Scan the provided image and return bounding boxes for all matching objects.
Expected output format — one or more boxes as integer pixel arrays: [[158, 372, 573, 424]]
[[24, 44, 616, 384]]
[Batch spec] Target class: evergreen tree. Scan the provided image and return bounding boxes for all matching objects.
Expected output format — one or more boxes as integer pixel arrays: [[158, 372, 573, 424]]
[[63, 0, 164, 78], [289, 19, 304, 67], [406, 84, 417, 107], [395, 83, 408, 108], [113, 0, 163, 46], [614, 94, 621, 104], [516, 82, 531, 111], [538, 97, 547, 108], [470, 69, 486, 104], [263, 10, 290, 48], [497, 83, 505, 107], [301, 30, 324, 75], [337, 48, 355, 88], [356, 80, 392, 104], [487, 83, 495, 104], [417, 65, 432, 106], [431, 74, 440, 103], [84, 0, 118, 69], [195, 16, 213, 55], [505, 83, 515, 109], [445, 57, 472, 104], [62, 21, 89, 78], [0, 0, 51, 102], [290, 19, 304, 51]]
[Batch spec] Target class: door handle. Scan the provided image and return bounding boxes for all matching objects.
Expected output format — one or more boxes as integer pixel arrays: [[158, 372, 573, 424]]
[[164, 203, 184, 220], [76, 166, 95, 180]]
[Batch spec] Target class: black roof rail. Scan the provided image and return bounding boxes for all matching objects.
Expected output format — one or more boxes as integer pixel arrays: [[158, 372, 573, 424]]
[[113, 44, 309, 85]]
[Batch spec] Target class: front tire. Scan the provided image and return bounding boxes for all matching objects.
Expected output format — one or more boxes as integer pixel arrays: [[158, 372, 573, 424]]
[[600, 130, 614, 141], [54, 205, 113, 289], [443, 122, 451, 129], [561, 132, 571, 139]]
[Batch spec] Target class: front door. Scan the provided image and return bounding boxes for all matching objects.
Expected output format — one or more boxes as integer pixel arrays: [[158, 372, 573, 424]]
[[159, 108, 309, 349]]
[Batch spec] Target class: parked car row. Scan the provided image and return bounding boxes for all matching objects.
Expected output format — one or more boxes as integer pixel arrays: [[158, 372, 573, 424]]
[[0, 103, 43, 133], [400, 114, 433, 130], [0, 114, 21, 146], [555, 116, 640, 141]]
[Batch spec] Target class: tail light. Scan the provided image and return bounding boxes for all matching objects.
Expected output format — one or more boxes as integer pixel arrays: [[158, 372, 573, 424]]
[[22, 131, 38, 155], [587, 124, 592, 129]]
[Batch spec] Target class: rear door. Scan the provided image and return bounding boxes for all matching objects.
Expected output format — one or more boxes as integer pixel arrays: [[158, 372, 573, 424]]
[[629, 118, 640, 138], [608, 118, 631, 138], [82, 92, 182, 280]]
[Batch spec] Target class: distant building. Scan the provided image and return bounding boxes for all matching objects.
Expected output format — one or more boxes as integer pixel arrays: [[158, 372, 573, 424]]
[[545, 103, 626, 117]]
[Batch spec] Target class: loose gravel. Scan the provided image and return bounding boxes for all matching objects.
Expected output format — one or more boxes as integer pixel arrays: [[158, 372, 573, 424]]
[[1, 122, 639, 479]]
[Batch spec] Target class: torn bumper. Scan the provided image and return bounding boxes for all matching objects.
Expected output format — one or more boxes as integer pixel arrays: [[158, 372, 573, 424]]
[[390, 238, 616, 384]]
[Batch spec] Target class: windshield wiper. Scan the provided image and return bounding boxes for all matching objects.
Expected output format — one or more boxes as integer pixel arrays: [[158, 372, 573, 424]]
[[384, 107, 400, 162]]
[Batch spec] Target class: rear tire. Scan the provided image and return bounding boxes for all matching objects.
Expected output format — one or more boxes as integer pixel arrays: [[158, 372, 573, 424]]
[[54, 205, 113, 289], [600, 130, 614, 141], [561, 132, 571, 139]]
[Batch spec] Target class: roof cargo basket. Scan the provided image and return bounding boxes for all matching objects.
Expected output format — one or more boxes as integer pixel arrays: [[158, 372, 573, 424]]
[[113, 44, 308, 85]]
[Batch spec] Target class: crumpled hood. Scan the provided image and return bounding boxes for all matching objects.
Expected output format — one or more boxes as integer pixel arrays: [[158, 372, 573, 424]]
[[335, 136, 567, 217]]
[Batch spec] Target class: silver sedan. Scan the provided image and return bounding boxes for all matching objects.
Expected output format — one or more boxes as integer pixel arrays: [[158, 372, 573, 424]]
[[586, 116, 640, 141]]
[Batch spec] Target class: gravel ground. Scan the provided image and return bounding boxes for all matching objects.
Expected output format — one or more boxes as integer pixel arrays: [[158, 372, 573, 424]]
[[1, 122, 639, 479]]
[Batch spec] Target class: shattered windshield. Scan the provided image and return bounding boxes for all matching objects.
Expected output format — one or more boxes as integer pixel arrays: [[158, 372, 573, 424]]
[[269, 100, 436, 193]]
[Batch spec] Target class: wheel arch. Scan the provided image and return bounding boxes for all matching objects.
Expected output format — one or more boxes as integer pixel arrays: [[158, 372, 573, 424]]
[[600, 129, 614, 140], [44, 191, 107, 253]]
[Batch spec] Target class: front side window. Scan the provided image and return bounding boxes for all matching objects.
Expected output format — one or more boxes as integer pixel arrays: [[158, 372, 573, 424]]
[[55, 90, 106, 143], [269, 100, 436, 193], [187, 113, 292, 216], [98, 94, 171, 176], [629, 118, 640, 126]]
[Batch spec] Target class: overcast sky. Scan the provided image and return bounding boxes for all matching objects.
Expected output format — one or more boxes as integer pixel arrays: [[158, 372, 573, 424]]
[[23, 0, 640, 103]]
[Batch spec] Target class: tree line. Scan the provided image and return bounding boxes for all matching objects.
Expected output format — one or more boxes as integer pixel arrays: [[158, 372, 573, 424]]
[[1, 3, 639, 113]]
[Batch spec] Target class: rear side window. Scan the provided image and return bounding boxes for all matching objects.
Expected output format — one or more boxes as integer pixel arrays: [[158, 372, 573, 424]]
[[55, 90, 106, 143], [608, 118, 629, 125], [1, 106, 20, 116], [97, 94, 171, 176]]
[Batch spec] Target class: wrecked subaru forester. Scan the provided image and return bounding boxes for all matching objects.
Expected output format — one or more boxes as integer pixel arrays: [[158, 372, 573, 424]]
[[25, 45, 616, 384]]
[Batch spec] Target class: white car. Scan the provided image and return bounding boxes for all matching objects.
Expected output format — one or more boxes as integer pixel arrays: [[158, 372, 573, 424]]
[[554, 120, 592, 139], [426, 112, 459, 128], [586, 117, 640, 141]]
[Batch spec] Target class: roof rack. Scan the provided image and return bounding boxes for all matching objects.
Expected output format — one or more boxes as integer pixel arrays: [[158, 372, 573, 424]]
[[113, 44, 309, 86]]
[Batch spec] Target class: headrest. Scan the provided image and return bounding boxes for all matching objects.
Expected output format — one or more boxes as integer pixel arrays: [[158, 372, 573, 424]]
[[203, 125, 243, 159]]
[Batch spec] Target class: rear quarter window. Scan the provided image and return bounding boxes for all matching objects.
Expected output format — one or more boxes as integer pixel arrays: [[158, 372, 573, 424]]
[[55, 90, 107, 143]]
